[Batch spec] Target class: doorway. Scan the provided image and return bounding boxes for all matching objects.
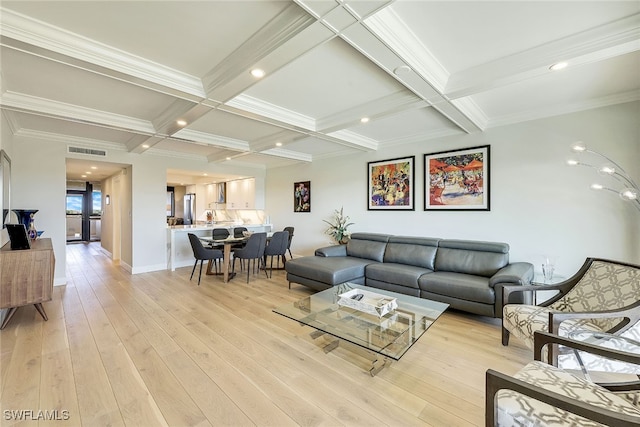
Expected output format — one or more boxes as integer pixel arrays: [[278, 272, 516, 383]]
[[66, 182, 102, 243]]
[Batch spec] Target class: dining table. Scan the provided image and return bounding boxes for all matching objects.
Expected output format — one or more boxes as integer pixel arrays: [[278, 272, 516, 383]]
[[199, 235, 247, 282], [199, 232, 274, 283]]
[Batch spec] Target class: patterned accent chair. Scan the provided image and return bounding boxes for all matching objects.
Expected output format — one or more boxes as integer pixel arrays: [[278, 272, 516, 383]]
[[502, 258, 640, 368], [486, 331, 640, 426]]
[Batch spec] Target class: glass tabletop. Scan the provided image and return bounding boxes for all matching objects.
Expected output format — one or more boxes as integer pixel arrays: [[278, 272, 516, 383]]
[[567, 330, 640, 353], [273, 283, 448, 360]]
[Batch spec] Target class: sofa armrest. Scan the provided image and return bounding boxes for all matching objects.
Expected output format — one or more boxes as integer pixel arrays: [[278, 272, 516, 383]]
[[489, 262, 534, 288], [315, 245, 347, 257]]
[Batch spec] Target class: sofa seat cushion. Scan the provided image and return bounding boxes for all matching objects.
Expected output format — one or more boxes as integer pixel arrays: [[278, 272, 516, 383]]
[[285, 256, 375, 286], [366, 263, 432, 289], [419, 272, 495, 305]]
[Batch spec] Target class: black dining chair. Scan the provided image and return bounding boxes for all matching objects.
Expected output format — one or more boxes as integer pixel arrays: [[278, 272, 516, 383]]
[[283, 226, 294, 259], [187, 233, 223, 286], [212, 228, 230, 240], [264, 230, 289, 278], [233, 227, 248, 238], [232, 232, 267, 283]]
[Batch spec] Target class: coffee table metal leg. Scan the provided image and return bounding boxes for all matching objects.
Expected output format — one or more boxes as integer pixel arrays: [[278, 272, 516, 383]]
[[369, 357, 390, 377]]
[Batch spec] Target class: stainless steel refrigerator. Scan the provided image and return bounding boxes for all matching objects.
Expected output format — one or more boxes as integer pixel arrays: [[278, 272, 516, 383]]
[[184, 193, 196, 225]]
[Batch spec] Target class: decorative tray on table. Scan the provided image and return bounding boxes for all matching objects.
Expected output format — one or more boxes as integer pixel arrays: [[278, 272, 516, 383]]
[[337, 288, 398, 318]]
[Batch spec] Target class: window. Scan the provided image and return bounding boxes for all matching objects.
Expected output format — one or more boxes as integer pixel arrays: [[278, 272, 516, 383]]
[[92, 190, 102, 215]]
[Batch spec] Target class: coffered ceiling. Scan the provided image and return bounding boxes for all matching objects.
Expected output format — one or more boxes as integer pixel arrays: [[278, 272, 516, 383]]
[[1, 1, 638, 182]]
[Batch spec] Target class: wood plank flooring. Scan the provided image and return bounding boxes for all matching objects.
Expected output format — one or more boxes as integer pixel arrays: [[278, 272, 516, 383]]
[[0, 242, 531, 426]]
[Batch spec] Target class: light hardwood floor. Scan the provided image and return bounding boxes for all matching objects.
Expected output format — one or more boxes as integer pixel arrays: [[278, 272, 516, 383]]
[[0, 242, 531, 426]]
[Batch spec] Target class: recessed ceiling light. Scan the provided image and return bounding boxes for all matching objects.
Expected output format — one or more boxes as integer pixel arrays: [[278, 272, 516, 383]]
[[85, 171, 92, 174], [176, 119, 187, 126], [81, 175, 87, 178], [91, 166, 97, 169], [360, 117, 370, 123], [549, 62, 568, 71], [142, 144, 150, 148], [203, 173, 208, 176], [226, 157, 232, 161], [250, 68, 265, 78], [275, 142, 283, 147]]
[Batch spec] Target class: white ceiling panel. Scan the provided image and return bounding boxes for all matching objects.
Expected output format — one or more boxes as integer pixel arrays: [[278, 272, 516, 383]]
[[242, 37, 409, 118], [0, 0, 636, 182], [392, 0, 640, 73]]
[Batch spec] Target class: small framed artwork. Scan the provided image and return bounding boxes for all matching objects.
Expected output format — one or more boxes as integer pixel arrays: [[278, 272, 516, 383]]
[[217, 182, 226, 204], [294, 181, 310, 212], [424, 145, 490, 211], [367, 156, 415, 210]]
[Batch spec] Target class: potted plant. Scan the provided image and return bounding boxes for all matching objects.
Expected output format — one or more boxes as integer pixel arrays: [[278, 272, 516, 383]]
[[323, 207, 354, 244]]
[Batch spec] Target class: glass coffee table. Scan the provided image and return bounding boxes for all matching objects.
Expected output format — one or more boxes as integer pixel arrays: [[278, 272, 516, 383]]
[[273, 283, 448, 376]]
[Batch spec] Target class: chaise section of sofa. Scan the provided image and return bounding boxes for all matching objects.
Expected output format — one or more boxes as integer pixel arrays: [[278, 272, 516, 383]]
[[285, 233, 389, 291]]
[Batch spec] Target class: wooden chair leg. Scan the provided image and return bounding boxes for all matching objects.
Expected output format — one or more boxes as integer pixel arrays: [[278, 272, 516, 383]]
[[502, 327, 510, 346]]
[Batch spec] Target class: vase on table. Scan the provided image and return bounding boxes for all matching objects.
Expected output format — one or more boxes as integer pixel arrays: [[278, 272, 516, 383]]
[[12, 209, 39, 240]]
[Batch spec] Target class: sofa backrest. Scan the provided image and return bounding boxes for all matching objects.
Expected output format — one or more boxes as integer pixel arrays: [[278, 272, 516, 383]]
[[384, 236, 440, 269], [346, 233, 391, 262], [435, 239, 509, 276]]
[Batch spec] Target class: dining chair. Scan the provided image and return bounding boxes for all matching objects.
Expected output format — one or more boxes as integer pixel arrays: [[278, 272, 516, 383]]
[[264, 230, 289, 278], [233, 227, 248, 237], [187, 233, 223, 286], [232, 232, 267, 283], [283, 226, 294, 259], [212, 228, 230, 240]]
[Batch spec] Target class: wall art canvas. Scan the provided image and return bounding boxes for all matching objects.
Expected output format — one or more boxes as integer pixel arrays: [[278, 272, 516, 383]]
[[424, 145, 490, 211], [294, 181, 310, 212], [367, 156, 415, 210]]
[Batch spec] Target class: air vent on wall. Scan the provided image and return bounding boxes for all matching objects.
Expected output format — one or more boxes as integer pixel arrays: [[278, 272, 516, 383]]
[[68, 146, 107, 156]]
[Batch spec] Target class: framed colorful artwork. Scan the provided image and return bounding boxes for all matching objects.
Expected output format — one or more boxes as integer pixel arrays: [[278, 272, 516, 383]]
[[294, 181, 310, 212], [367, 156, 415, 210], [424, 145, 490, 211]]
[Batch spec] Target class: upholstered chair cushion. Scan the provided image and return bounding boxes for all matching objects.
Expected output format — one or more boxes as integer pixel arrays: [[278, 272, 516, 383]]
[[496, 361, 640, 426], [503, 304, 602, 350], [548, 260, 640, 331]]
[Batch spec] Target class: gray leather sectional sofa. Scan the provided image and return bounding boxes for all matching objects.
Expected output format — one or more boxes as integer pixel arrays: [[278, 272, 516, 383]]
[[285, 232, 534, 318]]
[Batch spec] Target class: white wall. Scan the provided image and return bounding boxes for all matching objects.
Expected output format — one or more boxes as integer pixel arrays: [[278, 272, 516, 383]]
[[265, 102, 640, 278], [5, 130, 267, 283]]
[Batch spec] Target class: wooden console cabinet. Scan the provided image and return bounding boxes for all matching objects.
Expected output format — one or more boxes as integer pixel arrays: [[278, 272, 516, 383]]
[[0, 238, 55, 329]]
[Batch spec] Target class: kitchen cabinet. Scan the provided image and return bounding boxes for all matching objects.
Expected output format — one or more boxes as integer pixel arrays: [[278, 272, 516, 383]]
[[227, 178, 255, 209]]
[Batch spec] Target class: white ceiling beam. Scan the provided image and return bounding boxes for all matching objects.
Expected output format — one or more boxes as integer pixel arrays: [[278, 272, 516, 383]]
[[202, 3, 317, 100], [445, 13, 640, 99], [259, 147, 312, 162], [171, 129, 250, 152], [0, 91, 156, 134], [0, 8, 206, 100]]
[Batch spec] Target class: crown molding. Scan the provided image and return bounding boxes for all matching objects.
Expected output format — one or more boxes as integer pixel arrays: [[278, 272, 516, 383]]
[[487, 90, 640, 128], [326, 129, 378, 151], [0, 91, 156, 134], [316, 92, 425, 132], [202, 3, 315, 95], [259, 147, 312, 162], [14, 128, 127, 152], [446, 14, 640, 99], [172, 129, 250, 152], [226, 94, 316, 131], [0, 7, 205, 98], [364, 7, 449, 94]]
